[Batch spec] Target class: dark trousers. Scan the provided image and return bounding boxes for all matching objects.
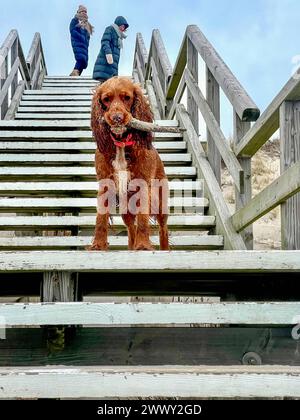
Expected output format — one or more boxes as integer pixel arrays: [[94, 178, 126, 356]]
[[74, 58, 88, 74]]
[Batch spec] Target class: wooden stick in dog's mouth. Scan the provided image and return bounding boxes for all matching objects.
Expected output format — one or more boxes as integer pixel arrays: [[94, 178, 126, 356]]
[[100, 117, 185, 134]]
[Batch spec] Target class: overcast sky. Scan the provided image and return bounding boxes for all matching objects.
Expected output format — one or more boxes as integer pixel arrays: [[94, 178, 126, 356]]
[[1, 0, 299, 135]]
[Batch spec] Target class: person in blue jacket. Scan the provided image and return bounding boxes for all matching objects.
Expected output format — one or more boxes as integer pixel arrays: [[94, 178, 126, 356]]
[[70, 5, 94, 76], [93, 16, 129, 82]]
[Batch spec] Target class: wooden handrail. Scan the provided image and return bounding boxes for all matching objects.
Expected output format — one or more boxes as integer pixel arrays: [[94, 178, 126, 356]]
[[231, 160, 300, 232], [0, 30, 47, 120], [167, 25, 260, 122], [235, 68, 300, 157], [132, 33, 148, 84]]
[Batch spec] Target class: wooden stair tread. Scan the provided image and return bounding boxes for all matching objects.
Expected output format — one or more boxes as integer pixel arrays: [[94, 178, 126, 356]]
[[0, 215, 215, 230]]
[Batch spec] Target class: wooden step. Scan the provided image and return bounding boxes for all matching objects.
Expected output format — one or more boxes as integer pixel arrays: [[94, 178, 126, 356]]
[[0, 235, 223, 250], [21, 96, 92, 101], [44, 76, 95, 80], [0, 141, 187, 152], [19, 101, 91, 107], [0, 153, 192, 166], [0, 251, 299, 272], [16, 113, 91, 120], [0, 120, 179, 130], [0, 181, 203, 196], [0, 131, 182, 140], [0, 166, 196, 180], [17, 107, 91, 113], [24, 90, 93, 95], [0, 197, 207, 212], [0, 215, 215, 231], [0, 301, 298, 326], [0, 366, 299, 399]]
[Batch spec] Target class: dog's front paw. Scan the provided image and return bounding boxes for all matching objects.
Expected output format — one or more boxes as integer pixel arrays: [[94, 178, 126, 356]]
[[86, 242, 109, 251], [133, 241, 154, 251]]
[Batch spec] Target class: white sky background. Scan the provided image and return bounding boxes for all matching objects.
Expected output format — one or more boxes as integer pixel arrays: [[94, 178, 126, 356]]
[[1, 0, 300, 137]]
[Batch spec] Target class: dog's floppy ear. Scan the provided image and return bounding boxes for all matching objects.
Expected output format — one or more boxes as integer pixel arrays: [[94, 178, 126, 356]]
[[132, 84, 153, 123], [91, 85, 105, 136]]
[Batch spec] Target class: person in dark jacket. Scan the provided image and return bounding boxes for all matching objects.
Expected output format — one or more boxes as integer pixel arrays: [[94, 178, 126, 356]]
[[93, 16, 129, 82], [70, 5, 94, 76]]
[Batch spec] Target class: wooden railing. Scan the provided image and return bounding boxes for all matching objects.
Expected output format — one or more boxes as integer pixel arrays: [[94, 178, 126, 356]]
[[133, 25, 300, 251], [0, 30, 47, 120]]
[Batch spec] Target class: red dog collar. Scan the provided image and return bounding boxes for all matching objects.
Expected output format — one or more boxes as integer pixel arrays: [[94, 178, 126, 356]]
[[111, 133, 135, 148]]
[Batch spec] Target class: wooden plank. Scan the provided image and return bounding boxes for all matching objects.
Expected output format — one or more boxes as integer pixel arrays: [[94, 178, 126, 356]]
[[0, 166, 196, 180], [0, 235, 223, 250], [233, 113, 253, 248], [166, 29, 188, 100], [21, 96, 92, 101], [235, 70, 300, 157], [0, 196, 207, 212], [16, 113, 91, 120], [206, 67, 221, 184], [0, 30, 18, 66], [145, 80, 161, 120], [0, 130, 183, 140], [17, 106, 91, 113], [150, 57, 166, 114], [19, 100, 91, 107], [280, 101, 300, 250], [1, 302, 300, 326], [23, 89, 94, 95], [0, 153, 191, 164], [0, 54, 8, 119], [1, 327, 298, 367], [187, 38, 199, 134], [0, 180, 202, 195], [0, 141, 187, 152], [186, 25, 260, 122], [232, 160, 300, 232], [0, 250, 299, 273], [176, 104, 247, 250], [0, 215, 215, 231], [0, 57, 19, 107], [1, 365, 300, 399], [4, 81, 26, 120], [167, 72, 186, 120], [184, 70, 244, 192]]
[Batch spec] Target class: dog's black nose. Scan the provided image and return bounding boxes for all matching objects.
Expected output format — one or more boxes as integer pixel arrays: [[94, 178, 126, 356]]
[[112, 113, 124, 123]]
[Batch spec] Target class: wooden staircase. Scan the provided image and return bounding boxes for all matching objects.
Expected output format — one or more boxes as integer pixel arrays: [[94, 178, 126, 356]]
[[0, 28, 300, 400], [0, 75, 223, 251]]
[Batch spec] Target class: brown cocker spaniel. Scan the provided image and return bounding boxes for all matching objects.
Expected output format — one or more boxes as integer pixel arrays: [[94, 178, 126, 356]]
[[89, 76, 169, 251]]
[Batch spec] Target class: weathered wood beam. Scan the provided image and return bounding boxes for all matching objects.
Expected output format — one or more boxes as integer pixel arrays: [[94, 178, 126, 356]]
[[1, 302, 300, 326], [186, 25, 260, 122], [206, 66, 221, 184], [231, 160, 300, 232], [1, 366, 300, 399], [4, 81, 26, 120], [145, 80, 161, 120], [233, 113, 253, 248], [280, 101, 300, 250], [179, 105, 247, 249], [184, 69, 244, 192], [235, 69, 300, 157], [166, 28, 187, 100], [187, 38, 199, 134]]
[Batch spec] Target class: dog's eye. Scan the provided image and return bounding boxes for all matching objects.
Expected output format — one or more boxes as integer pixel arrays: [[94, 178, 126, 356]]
[[124, 95, 131, 101], [102, 97, 110, 103]]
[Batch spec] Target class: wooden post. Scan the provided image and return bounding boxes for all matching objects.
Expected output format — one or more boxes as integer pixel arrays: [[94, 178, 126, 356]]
[[11, 38, 18, 99], [206, 67, 221, 184], [280, 101, 300, 250], [187, 38, 198, 134], [0, 56, 8, 119], [233, 113, 253, 249]]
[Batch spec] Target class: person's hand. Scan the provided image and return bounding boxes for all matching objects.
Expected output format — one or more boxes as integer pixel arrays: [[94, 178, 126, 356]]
[[106, 54, 113, 65]]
